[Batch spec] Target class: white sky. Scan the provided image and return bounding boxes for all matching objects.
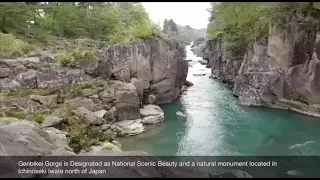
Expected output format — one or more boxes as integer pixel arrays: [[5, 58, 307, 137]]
[[141, 2, 211, 29]]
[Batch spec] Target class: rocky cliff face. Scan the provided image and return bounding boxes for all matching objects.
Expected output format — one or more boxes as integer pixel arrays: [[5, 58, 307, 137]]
[[204, 23, 320, 117], [0, 37, 188, 105], [203, 37, 242, 87], [0, 36, 188, 157], [104, 37, 188, 104]]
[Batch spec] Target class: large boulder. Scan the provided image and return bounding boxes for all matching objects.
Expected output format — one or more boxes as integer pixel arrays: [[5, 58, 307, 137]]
[[16, 70, 37, 88], [73, 107, 106, 125], [104, 106, 116, 121], [41, 115, 63, 128], [147, 94, 157, 104], [45, 127, 72, 151], [30, 94, 58, 108], [65, 97, 97, 111], [198, 60, 208, 65], [112, 119, 145, 136], [80, 56, 111, 78], [140, 104, 165, 124], [0, 68, 12, 78], [0, 121, 56, 156], [113, 81, 140, 120], [130, 78, 148, 101], [104, 37, 188, 105], [176, 111, 187, 120]]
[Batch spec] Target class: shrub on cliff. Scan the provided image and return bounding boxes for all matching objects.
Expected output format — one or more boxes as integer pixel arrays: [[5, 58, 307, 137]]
[[0, 33, 31, 58], [131, 22, 163, 39], [55, 46, 99, 67], [58, 109, 117, 153]]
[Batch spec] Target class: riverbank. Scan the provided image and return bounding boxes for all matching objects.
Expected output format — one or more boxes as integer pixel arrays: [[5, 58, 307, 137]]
[[0, 34, 190, 156], [118, 45, 320, 157]]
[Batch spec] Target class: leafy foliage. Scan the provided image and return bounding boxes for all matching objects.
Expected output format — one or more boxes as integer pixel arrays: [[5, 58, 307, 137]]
[[59, 109, 117, 153], [68, 78, 105, 98], [207, 2, 320, 60], [33, 111, 47, 123], [0, 2, 162, 47], [55, 45, 99, 67], [0, 33, 31, 58], [55, 53, 76, 67]]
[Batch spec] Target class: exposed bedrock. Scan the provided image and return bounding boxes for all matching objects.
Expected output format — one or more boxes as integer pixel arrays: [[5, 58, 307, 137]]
[[203, 23, 320, 117]]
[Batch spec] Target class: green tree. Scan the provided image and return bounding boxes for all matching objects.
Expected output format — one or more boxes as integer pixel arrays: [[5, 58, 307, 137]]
[[0, 2, 163, 45], [207, 2, 320, 60]]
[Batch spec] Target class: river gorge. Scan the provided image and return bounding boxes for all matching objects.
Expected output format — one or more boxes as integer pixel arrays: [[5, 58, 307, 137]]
[[120, 44, 320, 157], [2, 2, 320, 178]]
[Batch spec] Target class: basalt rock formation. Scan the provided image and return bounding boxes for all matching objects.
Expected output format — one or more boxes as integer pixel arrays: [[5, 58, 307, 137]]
[[203, 23, 320, 117], [0, 37, 188, 105], [0, 36, 188, 156]]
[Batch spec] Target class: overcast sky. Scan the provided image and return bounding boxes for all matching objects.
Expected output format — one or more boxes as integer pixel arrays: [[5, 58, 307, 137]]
[[141, 2, 211, 29]]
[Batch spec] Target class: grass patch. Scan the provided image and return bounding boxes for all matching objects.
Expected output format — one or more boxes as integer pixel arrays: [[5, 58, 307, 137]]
[[5, 111, 26, 119], [55, 53, 76, 67], [0, 33, 32, 58], [58, 108, 117, 153], [69, 79, 106, 98], [4, 89, 33, 97], [55, 43, 99, 68], [33, 112, 48, 124], [36, 87, 62, 96], [131, 22, 162, 40]]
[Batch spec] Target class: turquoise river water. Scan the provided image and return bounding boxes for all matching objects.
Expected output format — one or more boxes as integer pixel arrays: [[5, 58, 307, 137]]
[[119, 45, 320, 177]]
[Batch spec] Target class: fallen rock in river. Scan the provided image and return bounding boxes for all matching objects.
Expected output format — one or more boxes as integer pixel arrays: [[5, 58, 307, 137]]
[[140, 104, 165, 124], [193, 73, 206, 76], [185, 80, 194, 87], [140, 104, 164, 116], [198, 60, 208, 65], [181, 85, 188, 93], [176, 111, 187, 120]]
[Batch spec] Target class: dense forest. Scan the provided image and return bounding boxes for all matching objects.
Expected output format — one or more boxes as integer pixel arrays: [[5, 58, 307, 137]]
[[207, 2, 320, 60], [0, 2, 162, 58]]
